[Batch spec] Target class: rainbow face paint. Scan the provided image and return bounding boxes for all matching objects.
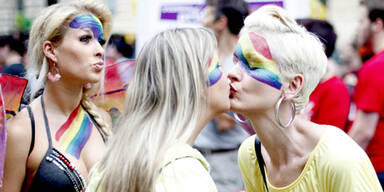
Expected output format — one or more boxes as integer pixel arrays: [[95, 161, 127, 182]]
[[207, 52, 222, 86], [234, 32, 282, 89], [55, 105, 93, 159], [69, 14, 104, 43]]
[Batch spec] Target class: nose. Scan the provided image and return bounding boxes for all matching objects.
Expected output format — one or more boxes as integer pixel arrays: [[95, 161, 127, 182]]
[[228, 63, 242, 83], [95, 40, 104, 59]]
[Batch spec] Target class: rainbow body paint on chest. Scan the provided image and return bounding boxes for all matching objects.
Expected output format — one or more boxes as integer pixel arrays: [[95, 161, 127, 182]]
[[207, 52, 222, 86], [69, 14, 104, 42], [234, 32, 282, 89], [55, 105, 93, 159]]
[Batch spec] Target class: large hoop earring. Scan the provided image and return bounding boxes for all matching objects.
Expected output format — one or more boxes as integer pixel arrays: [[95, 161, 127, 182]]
[[274, 95, 296, 128], [234, 112, 248, 123]]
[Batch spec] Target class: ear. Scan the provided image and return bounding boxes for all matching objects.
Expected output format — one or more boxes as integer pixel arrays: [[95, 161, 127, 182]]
[[215, 16, 228, 31], [43, 40, 57, 64], [283, 74, 304, 99], [372, 18, 384, 33]]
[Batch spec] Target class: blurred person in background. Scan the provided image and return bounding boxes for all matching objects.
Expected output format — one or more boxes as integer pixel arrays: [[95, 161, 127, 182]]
[[298, 19, 350, 131], [1, 34, 27, 77], [348, 0, 384, 187], [196, 0, 249, 191], [105, 34, 133, 65]]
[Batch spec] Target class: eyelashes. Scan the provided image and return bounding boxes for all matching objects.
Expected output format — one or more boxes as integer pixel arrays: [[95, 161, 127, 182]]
[[98, 39, 106, 46], [79, 35, 106, 46]]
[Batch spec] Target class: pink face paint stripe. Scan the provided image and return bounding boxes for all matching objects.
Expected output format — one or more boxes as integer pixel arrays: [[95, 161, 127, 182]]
[[248, 32, 273, 60]]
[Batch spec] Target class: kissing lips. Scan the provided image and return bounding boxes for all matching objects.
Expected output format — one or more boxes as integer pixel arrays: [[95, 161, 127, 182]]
[[229, 84, 237, 99]]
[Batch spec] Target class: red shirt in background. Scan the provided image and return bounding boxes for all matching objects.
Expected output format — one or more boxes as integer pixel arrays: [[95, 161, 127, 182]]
[[307, 76, 350, 130], [354, 51, 384, 173]]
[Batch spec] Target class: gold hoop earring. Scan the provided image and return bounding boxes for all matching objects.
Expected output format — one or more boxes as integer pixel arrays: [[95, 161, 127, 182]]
[[274, 95, 296, 128]]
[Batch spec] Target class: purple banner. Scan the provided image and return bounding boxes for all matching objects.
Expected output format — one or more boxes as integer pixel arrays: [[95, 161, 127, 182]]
[[160, 3, 205, 23], [248, 1, 284, 12], [160, 1, 284, 24]]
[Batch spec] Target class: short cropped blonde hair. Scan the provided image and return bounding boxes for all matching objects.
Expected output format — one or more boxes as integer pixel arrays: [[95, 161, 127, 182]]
[[243, 5, 327, 111]]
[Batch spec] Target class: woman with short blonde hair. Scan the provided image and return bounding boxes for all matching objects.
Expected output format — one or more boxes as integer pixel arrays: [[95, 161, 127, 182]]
[[230, 5, 382, 191]]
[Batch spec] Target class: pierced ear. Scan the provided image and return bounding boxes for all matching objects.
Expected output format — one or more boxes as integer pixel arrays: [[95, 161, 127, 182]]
[[43, 41, 57, 63], [372, 18, 384, 32], [283, 74, 303, 99], [215, 16, 228, 31]]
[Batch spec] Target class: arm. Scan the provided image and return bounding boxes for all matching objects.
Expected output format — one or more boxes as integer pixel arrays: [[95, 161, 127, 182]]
[[1, 114, 31, 192], [348, 110, 379, 149]]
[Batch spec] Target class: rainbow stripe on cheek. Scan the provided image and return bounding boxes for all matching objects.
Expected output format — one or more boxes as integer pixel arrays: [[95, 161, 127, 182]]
[[207, 52, 223, 86], [234, 32, 282, 89], [55, 105, 93, 159], [69, 14, 104, 42]]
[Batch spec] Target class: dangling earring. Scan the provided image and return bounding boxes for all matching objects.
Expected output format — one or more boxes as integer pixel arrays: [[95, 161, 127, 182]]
[[234, 112, 248, 123], [274, 95, 296, 128], [48, 63, 61, 82]]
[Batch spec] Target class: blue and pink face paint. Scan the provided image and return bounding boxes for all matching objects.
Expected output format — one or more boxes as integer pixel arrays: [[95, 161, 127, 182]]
[[234, 32, 282, 90], [207, 51, 222, 86], [69, 14, 104, 44]]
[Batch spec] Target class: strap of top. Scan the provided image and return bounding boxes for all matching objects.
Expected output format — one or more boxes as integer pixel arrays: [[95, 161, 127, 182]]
[[254, 137, 269, 192], [41, 96, 52, 146], [26, 105, 35, 156]]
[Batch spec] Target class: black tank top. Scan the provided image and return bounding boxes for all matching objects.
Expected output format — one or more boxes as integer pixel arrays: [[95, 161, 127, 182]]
[[25, 96, 105, 192]]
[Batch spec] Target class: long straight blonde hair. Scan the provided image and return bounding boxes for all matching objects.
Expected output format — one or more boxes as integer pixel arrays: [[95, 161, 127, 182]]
[[93, 27, 217, 191]]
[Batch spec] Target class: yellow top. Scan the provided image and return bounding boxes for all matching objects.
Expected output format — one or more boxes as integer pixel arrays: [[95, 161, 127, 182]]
[[87, 143, 217, 192], [238, 127, 383, 192]]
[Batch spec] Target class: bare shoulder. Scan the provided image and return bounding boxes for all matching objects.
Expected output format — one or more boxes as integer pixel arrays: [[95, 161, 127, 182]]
[[7, 107, 32, 143], [5, 107, 32, 163]]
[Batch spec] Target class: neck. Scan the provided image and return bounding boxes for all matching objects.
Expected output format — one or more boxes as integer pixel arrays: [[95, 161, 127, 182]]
[[373, 32, 384, 53], [187, 107, 216, 146], [247, 104, 302, 166], [5, 52, 22, 66], [217, 30, 238, 62], [43, 79, 84, 116]]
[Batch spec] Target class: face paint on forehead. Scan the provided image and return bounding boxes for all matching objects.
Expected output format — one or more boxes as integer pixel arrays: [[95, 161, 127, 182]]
[[234, 32, 282, 89], [207, 51, 223, 87], [69, 14, 104, 42]]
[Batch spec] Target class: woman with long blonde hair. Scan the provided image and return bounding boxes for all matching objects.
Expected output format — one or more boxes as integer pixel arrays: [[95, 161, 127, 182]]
[[2, 1, 112, 191], [87, 27, 230, 192]]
